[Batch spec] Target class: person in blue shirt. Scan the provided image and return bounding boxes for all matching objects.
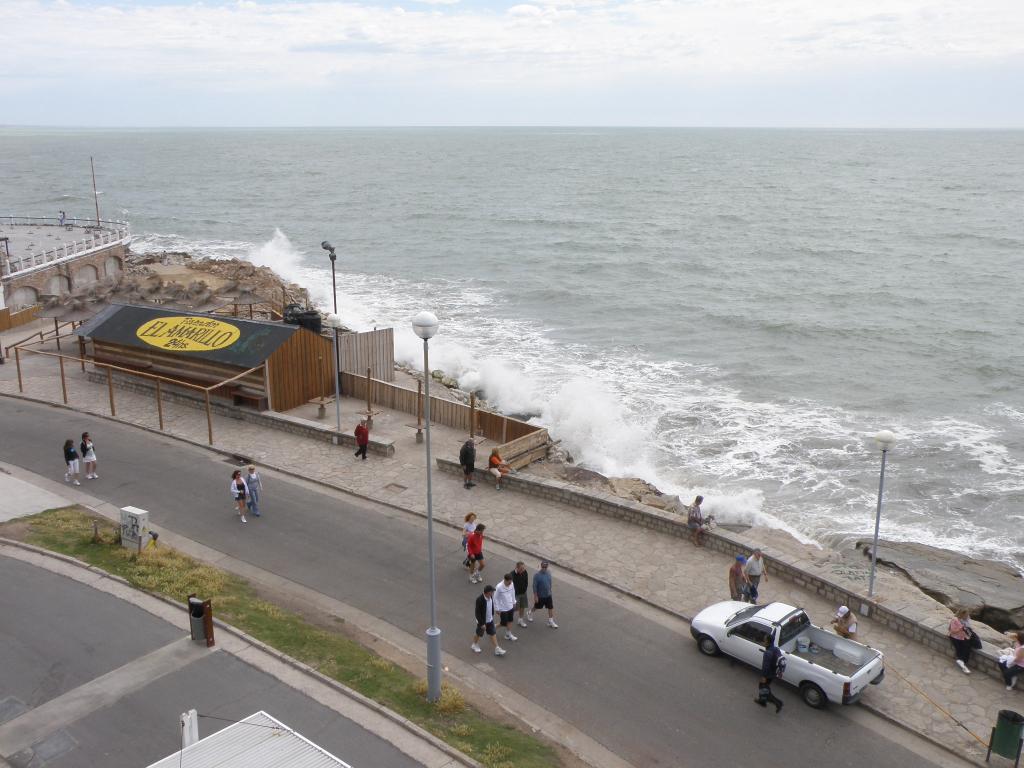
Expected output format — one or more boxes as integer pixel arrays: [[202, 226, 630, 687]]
[[531, 561, 558, 628]]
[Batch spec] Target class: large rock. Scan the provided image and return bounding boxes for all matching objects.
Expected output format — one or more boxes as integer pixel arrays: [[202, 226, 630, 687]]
[[859, 540, 1024, 631]]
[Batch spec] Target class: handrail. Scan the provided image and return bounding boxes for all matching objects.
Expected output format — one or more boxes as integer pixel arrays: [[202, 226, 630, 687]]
[[2, 215, 130, 228], [14, 344, 210, 391], [4, 319, 77, 356]]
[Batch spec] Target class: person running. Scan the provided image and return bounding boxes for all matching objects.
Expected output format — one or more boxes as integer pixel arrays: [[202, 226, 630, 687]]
[[230, 469, 249, 523], [495, 573, 519, 642], [687, 495, 705, 546], [729, 556, 750, 601], [488, 448, 511, 490], [354, 419, 370, 460], [755, 637, 786, 713], [245, 464, 264, 517], [459, 439, 477, 489], [513, 561, 530, 627], [471, 584, 506, 656], [63, 439, 81, 485], [532, 561, 558, 628], [743, 548, 767, 604], [80, 431, 98, 480], [466, 523, 486, 583]]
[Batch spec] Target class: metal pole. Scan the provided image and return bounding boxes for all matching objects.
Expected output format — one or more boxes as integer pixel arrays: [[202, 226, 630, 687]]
[[867, 447, 888, 598], [329, 254, 342, 396], [58, 355, 68, 404], [90, 156, 101, 225], [332, 326, 341, 438], [423, 337, 442, 702]]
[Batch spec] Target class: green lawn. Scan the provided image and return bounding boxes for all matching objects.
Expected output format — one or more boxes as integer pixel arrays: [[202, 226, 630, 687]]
[[7, 507, 560, 768]]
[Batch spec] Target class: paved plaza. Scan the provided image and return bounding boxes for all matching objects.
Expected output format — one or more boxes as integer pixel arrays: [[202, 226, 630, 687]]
[[1, 317, 1018, 764]]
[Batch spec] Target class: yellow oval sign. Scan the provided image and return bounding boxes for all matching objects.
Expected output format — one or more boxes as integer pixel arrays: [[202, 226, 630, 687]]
[[136, 316, 241, 352]]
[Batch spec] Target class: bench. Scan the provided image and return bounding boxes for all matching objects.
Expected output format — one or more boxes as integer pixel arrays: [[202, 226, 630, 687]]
[[233, 386, 268, 410]]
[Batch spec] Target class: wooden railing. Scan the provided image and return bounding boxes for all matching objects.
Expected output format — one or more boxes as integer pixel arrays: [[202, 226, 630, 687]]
[[12, 333, 263, 445]]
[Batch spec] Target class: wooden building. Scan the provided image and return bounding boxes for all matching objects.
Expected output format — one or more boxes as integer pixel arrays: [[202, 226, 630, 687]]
[[76, 304, 335, 412]]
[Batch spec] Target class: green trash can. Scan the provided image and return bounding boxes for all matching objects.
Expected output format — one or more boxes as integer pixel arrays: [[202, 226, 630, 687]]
[[988, 709, 1024, 766]]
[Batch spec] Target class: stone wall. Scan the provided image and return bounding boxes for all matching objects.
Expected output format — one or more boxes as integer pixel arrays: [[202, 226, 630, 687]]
[[437, 458, 1007, 683], [5, 243, 127, 308], [85, 370, 395, 457]]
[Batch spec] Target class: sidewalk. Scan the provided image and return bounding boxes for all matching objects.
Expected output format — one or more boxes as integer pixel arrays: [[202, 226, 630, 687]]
[[0, 321, 1015, 763]]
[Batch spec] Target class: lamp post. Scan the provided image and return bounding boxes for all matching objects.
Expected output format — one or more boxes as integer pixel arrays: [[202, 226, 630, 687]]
[[867, 430, 896, 599], [412, 310, 442, 702], [321, 241, 342, 395], [326, 313, 343, 440]]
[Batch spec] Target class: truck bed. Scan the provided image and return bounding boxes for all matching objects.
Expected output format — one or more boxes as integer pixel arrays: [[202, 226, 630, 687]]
[[782, 626, 878, 677]]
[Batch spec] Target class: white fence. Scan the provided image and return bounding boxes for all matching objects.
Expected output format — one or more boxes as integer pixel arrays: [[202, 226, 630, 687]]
[[1, 216, 132, 279]]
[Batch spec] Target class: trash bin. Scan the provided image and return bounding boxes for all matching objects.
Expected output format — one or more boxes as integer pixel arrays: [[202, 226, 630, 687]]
[[188, 596, 206, 644], [988, 709, 1024, 766]]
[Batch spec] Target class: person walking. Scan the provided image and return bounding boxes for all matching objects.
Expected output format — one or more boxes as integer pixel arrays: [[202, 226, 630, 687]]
[[687, 495, 705, 546], [62, 439, 81, 485], [471, 584, 506, 656], [513, 561, 530, 627], [466, 523, 486, 583], [230, 469, 249, 523], [743, 549, 767, 604], [354, 419, 370, 460], [532, 561, 558, 628], [245, 464, 264, 517], [755, 637, 786, 713], [948, 608, 978, 674], [495, 572, 519, 642], [80, 431, 98, 480], [461, 512, 478, 568], [459, 439, 477, 489], [729, 556, 750, 601], [488, 448, 511, 490]]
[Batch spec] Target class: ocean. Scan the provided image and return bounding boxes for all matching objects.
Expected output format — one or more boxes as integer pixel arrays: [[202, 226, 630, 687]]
[[2, 127, 1022, 568]]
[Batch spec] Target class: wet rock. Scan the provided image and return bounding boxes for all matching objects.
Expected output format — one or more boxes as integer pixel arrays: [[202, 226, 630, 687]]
[[859, 540, 1024, 631]]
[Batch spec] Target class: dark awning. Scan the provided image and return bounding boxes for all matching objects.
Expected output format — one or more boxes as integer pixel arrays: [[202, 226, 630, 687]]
[[76, 303, 299, 368]]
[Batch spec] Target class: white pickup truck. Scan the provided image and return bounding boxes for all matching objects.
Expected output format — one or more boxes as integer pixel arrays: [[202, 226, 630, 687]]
[[690, 601, 885, 708]]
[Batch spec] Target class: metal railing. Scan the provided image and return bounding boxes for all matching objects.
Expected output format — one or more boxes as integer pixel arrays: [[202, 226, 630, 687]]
[[1, 216, 132, 279]]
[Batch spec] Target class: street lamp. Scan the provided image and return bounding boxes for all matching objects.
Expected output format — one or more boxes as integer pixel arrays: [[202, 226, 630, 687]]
[[326, 313, 343, 439], [321, 241, 342, 395], [867, 429, 896, 599], [412, 310, 442, 703]]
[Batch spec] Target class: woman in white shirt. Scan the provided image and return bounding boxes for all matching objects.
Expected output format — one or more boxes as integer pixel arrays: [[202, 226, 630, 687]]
[[230, 470, 249, 523]]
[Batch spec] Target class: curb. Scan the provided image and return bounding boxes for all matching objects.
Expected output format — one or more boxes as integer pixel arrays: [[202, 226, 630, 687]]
[[0, 535, 480, 768], [0, 391, 984, 764]]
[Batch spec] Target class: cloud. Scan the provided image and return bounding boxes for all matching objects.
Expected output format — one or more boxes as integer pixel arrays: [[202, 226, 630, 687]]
[[0, 0, 1022, 124]]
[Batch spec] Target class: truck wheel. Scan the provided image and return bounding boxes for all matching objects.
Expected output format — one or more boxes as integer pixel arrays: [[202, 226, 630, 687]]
[[697, 634, 720, 656], [800, 682, 828, 709]]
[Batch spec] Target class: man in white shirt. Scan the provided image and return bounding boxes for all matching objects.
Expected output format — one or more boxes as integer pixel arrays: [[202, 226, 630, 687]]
[[494, 573, 519, 642], [743, 549, 767, 603]]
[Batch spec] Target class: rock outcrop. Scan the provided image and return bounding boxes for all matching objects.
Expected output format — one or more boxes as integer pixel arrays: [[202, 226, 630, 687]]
[[858, 540, 1024, 631]]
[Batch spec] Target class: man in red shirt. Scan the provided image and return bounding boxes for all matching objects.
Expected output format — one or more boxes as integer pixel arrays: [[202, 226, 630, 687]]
[[467, 524, 486, 583], [354, 419, 370, 460]]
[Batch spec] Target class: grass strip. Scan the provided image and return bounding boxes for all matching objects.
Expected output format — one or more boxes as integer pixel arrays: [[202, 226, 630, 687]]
[[7, 507, 559, 768]]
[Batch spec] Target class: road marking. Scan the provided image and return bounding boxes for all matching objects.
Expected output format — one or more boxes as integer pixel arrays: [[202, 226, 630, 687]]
[[0, 637, 209, 759]]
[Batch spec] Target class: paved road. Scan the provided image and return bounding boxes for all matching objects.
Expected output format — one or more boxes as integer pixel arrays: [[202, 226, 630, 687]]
[[0, 398, 963, 767], [0, 554, 425, 768]]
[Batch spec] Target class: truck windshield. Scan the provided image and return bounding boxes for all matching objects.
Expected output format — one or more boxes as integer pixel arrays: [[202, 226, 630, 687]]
[[725, 606, 762, 627], [777, 611, 811, 646]]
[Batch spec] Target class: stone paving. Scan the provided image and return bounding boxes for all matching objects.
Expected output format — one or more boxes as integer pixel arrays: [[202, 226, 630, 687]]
[[1, 320, 1018, 764]]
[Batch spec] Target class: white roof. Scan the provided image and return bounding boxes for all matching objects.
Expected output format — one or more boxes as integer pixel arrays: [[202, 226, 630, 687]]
[[754, 602, 799, 623], [146, 711, 351, 768]]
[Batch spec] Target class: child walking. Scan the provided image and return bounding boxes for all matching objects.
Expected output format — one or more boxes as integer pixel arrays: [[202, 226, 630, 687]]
[[63, 439, 81, 485], [80, 432, 98, 479], [230, 469, 249, 523]]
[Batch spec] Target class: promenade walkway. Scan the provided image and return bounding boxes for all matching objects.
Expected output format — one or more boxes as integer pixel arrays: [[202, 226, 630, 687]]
[[1, 319, 1016, 764]]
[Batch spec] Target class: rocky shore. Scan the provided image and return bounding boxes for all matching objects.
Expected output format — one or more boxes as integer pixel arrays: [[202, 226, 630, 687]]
[[128, 246, 1024, 633]]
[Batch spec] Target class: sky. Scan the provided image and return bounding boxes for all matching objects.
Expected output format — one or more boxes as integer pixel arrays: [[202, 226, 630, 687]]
[[3, 0, 1023, 127]]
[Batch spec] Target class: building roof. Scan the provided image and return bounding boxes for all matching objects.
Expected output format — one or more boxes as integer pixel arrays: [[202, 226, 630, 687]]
[[146, 711, 352, 768], [76, 303, 299, 369]]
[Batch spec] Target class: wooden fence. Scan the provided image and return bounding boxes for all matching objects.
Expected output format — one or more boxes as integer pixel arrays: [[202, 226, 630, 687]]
[[339, 328, 394, 381], [0, 305, 40, 332], [340, 370, 547, 448]]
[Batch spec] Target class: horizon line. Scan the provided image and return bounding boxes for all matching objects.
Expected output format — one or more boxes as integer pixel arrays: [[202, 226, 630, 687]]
[[2, 124, 1023, 132]]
